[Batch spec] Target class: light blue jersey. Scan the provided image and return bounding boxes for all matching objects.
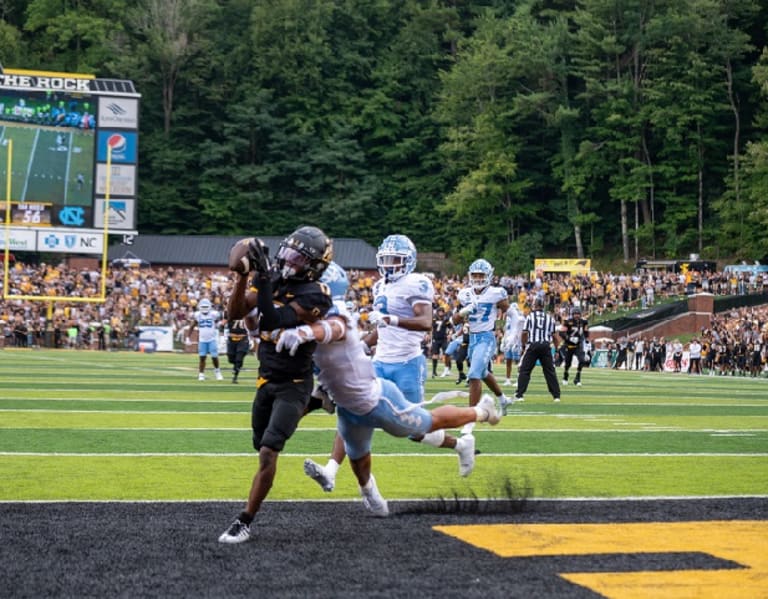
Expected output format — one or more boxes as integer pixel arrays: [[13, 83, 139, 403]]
[[457, 285, 507, 380], [371, 272, 433, 403]]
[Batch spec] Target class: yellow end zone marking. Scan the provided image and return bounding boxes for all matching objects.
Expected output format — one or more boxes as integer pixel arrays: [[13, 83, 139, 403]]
[[434, 521, 768, 598]]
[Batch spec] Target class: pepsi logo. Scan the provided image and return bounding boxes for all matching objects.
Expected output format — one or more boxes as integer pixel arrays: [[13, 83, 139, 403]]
[[107, 134, 127, 152]]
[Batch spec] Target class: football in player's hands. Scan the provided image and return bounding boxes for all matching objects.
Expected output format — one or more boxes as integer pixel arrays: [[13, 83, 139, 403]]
[[229, 238, 256, 274]]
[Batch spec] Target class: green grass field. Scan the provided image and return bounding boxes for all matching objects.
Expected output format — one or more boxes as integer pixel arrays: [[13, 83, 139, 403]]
[[1, 123, 93, 206], [1, 348, 766, 502]]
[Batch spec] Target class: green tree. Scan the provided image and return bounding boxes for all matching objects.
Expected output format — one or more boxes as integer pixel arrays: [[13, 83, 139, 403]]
[[23, 0, 128, 73]]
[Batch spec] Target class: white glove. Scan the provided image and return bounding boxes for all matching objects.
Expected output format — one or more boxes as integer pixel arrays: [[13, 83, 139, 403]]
[[368, 310, 386, 327], [368, 311, 399, 327], [500, 336, 512, 352], [458, 303, 476, 318], [276, 325, 314, 356]]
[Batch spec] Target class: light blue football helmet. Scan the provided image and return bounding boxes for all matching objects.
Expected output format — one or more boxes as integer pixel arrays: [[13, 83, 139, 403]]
[[468, 259, 493, 292], [320, 260, 349, 300], [376, 234, 417, 282], [198, 298, 212, 314]]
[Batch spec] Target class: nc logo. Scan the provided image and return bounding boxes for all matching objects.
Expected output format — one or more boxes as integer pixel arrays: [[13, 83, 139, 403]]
[[59, 207, 85, 226]]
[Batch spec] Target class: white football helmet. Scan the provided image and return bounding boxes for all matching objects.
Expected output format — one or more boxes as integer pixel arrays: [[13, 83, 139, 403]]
[[376, 234, 417, 282], [468, 259, 493, 292], [198, 298, 212, 314]]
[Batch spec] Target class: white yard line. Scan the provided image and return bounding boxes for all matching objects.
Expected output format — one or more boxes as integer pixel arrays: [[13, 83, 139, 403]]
[[2, 452, 767, 457], [2, 494, 766, 504]]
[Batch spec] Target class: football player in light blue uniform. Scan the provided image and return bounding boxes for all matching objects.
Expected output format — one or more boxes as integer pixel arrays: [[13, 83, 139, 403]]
[[452, 259, 513, 424], [501, 301, 525, 388], [190, 298, 224, 381], [365, 234, 434, 405], [274, 263, 501, 515]]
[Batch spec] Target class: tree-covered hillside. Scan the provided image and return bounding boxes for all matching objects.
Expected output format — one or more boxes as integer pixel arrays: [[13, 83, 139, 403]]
[[2, 0, 767, 272]]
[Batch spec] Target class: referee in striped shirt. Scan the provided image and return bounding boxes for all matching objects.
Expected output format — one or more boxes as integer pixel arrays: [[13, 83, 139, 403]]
[[514, 296, 561, 403]]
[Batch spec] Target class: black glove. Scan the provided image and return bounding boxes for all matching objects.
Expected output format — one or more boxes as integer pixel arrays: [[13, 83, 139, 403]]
[[247, 238, 271, 274]]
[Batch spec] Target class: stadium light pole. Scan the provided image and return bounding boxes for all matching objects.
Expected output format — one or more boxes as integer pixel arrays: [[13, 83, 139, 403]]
[[100, 145, 112, 298], [3, 139, 12, 299]]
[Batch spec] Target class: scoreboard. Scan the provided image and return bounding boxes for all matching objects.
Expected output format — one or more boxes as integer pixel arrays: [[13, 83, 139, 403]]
[[1, 66, 139, 253], [1, 202, 52, 225]]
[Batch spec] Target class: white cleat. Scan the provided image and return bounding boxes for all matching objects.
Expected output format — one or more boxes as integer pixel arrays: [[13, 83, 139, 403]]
[[215, 369, 224, 381], [476, 394, 502, 424], [503, 378, 512, 386], [360, 474, 389, 517], [455, 434, 476, 477], [218, 518, 252, 544], [198, 373, 205, 381], [303, 459, 335, 492]]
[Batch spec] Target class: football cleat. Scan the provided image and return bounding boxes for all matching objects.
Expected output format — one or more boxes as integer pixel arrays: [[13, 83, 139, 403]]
[[218, 518, 252, 544], [198, 373, 205, 381], [360, 474, 389, 517], [303, 459, 335, 492], [455, 434, 476, 477], [498, 395, 515, 417], [476, 394, 502, 424]]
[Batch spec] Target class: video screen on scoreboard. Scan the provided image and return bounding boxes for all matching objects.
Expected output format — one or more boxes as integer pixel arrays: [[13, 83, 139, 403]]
[[0, 88, 96, 219]]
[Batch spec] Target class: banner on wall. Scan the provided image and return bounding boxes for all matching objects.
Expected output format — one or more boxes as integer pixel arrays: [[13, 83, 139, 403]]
[[534, 258, 592, 274], [138, 326, 174, 352]]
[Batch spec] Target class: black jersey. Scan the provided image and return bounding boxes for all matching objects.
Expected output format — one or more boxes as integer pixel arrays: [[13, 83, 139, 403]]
[[255, 275, 332, 381], [560, 317, 589, 348], [227, 318, 249, 344], [431, 314, 451, 344]]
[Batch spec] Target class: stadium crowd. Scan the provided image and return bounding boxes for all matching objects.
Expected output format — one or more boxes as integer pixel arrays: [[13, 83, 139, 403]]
[[1, 260, 767, 376]]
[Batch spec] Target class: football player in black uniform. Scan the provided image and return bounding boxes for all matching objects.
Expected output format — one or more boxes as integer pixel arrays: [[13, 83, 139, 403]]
[[430, 306, 452, 378], [559, 306, 590, 386], [218, 225, 333, 544], [225, 317, 250, 383]]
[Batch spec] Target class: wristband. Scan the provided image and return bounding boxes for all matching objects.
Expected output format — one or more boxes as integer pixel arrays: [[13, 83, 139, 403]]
[[317, 321, 333, 344], [297, 324, 315, 341], [387, 315, 399, 327]]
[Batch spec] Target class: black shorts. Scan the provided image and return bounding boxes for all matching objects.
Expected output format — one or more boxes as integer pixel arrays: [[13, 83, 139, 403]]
[[251, 378, 313, 452], [430, 339, 448, 356]]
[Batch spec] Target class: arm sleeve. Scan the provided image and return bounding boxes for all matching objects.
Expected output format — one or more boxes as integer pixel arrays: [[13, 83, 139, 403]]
[[254, 275, 301, 331]]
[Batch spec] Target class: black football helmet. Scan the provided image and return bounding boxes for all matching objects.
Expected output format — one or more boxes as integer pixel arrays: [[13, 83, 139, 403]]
[[276, 225, 333, 281]]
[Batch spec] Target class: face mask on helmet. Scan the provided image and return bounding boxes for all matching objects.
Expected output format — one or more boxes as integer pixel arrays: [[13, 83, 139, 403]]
[[277, 226, 332, 281], [376, 234, 416, 282], [468, 259, 493, 292], [199, 299, 212, 314], [277, 245, 312, 280]]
